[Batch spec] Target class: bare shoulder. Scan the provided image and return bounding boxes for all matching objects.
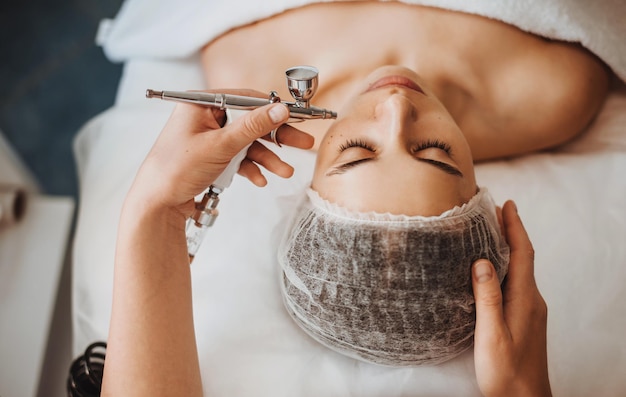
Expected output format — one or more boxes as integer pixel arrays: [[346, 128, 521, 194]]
[[469, 40, 610, 160], [509, 40, 609, 131]]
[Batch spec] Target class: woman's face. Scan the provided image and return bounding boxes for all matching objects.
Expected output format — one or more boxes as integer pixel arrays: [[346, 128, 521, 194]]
[[312, 66, 477, 216]]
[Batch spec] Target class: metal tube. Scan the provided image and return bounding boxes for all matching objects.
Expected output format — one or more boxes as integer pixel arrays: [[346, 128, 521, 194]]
[[146, 89, 337, 120], [146, 90, 271, 110]]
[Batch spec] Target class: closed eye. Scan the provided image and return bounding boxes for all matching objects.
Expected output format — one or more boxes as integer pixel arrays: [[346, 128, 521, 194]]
[[327, 138, 377, 176], [338, 138, 376, 153], [412, 138, 452, 155], [415, 158, 463, 177], [412, 138, 462, 176]]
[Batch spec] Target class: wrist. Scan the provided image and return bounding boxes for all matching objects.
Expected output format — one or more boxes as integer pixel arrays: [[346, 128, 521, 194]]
[[481, 373, 552, 397], [507, 377, 552, 397], [116, 190, 192, 268], [121, 191, 190, 232]]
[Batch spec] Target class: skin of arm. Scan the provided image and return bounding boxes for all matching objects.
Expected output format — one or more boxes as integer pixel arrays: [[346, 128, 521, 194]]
[[101, 95, 312, 396], [105, 197, 201, 396], [472, 201, 552, 397]]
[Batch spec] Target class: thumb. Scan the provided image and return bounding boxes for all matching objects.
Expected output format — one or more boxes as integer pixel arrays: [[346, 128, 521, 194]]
[[472, 259, 507, 338], [225, 103, 289, 149]]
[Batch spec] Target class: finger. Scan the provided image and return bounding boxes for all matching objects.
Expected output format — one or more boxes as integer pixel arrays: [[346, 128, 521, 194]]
[[181, 88, 270, 130], [472, 259, 508, 339], [237, 158, 268, 187], [246, 141, 294, 178], [502, 200, 536, 294], [223, 103, 290, 151], [262, 124, 315, 149], [166, 103, 224, 133], [472, 259, 511, 369]]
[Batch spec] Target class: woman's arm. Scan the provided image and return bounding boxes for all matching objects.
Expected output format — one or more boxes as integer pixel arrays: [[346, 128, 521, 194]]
[[105, 198, 200, 396], [101, 97, 311, 396], [472, 201, 552, 397]]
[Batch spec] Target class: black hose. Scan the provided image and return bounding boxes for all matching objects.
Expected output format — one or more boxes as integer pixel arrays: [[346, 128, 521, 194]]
[[66, 341, 106, 397]]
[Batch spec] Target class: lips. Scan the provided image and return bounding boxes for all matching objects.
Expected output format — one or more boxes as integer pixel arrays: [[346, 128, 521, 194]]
[[366, 76, 425, 95]]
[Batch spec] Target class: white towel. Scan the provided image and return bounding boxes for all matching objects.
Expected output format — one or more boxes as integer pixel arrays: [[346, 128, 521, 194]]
[[99, 0, 626, 81]]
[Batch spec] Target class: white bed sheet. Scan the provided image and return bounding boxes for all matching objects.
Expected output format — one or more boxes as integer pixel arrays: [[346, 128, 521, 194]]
[[72, 55, 626, 396]]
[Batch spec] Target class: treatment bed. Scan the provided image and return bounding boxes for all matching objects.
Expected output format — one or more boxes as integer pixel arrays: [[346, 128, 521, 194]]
[[71, 1, 626, 395]]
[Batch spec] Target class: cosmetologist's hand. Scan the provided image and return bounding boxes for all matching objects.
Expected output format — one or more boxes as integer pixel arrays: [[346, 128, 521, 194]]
[[129, 89, 313, 216], [472, 201, 552, 397]]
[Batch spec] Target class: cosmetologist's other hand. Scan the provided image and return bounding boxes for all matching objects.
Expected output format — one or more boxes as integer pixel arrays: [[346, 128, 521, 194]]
[[472, 201, 552, 397]]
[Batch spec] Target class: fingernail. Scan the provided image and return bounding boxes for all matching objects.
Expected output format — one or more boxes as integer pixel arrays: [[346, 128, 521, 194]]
[[269, 104, 288, 123], [474, 260, 493, 283], [511, 200, 518, 213]]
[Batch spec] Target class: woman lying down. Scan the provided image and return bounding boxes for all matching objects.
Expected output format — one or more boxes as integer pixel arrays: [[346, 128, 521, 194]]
[[101, 2, 611, 396]]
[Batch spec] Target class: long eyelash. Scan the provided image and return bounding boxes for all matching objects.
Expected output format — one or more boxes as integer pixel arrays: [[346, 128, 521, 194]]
[[338, 139, 376, 152], [414, 139, 452, 154]]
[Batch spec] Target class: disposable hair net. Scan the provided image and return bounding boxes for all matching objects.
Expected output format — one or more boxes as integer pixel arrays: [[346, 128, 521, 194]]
[[278, 187, 509, 366]]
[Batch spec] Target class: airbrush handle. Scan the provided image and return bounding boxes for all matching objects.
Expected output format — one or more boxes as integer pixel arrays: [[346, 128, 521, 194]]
[[211, 109, 251, 190], [184, 109, 250, 262]]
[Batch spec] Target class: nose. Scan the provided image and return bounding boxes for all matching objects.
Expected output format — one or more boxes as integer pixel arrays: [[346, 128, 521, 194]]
[[375, 93, 418, 138]]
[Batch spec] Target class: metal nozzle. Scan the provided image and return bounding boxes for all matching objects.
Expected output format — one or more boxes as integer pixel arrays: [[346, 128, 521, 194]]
[[145, 89, 163, 99]]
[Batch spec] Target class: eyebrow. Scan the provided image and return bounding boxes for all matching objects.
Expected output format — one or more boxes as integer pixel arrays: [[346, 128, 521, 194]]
[[415, 158, 464, 177], [326, 157, 463, 177]]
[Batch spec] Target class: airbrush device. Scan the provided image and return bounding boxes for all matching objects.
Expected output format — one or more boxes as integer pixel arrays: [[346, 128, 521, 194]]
[[146, 66, 337, 261], [146, 66, 337, 122]]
